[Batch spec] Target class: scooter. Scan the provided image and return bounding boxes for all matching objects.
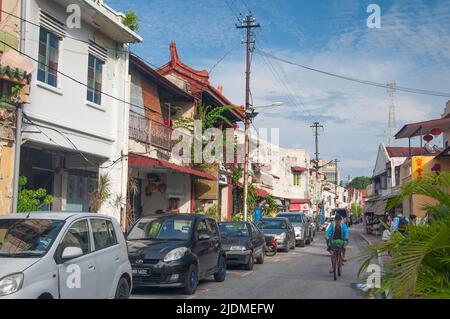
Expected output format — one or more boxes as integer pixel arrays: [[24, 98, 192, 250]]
[[264, 235, 277, 257]]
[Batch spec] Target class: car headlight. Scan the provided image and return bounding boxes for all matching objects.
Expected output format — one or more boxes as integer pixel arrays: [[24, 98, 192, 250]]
[[0, 273, 24, 296], [230, 245, 247, 251], [276, 233, 286, 240], [164, 247, 189, 262]]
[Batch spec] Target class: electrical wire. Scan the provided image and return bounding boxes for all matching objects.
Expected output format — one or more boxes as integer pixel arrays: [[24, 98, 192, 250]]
[[256, 48, 450, 98]]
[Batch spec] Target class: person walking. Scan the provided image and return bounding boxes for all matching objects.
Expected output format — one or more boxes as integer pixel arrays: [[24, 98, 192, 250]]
[[391, 207, 409, 234]]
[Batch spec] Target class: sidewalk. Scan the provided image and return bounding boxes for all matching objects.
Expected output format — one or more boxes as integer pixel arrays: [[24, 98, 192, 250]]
[[359, 231, 390, 268]]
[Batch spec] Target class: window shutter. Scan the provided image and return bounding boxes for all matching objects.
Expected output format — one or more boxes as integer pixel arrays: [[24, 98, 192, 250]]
[[88, 41, 108, 62], [39, 10, 66, 38]]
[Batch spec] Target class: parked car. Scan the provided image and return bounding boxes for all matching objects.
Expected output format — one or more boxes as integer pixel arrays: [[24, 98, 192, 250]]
[[256, 218, 295, 252], [126, 214, 226, 295], [218, 221, 265, 270], [277, 212, 313, 247], [0, 212, 132, 299]]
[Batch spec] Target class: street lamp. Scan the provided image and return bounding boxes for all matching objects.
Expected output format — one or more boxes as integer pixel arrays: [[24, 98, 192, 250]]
[[243, 101, 283, 221]]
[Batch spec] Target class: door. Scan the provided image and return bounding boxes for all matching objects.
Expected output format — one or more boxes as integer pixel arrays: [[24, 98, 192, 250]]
[[57, 219, 97, 299], [90, 218, 120, 299], [206, 219, 221, 269], [192, 219, 212, 276], [250, 223, 264, 255]]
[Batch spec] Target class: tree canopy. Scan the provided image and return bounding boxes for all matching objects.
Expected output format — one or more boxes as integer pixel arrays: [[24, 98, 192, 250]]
[[348, 176, 371, 189]]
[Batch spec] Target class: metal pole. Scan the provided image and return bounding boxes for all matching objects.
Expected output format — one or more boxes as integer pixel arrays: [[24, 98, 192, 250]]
[[11, 0, 27, 214], [334, 159, 338, 209]]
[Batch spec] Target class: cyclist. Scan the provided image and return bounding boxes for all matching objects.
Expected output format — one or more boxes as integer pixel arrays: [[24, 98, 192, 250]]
[[325, 214, 349, 273]]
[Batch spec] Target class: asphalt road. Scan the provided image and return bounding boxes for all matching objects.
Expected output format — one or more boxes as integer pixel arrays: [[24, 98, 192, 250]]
[[131, 225, 368, 299]]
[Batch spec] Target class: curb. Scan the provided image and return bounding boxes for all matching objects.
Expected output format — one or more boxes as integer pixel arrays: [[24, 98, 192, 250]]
[[359, 233, 389, 299]]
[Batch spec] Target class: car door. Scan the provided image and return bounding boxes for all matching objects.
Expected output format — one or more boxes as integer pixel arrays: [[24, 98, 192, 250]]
[[89, 218, 121, 299], [192, 219, 212, 277], [56, 219, 97, 299], [250, 223, 264, 256], [206, 219, 221, 269]]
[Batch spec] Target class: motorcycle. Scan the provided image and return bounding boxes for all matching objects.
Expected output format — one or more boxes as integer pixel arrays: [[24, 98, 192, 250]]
[[264, 235, 277, 257]]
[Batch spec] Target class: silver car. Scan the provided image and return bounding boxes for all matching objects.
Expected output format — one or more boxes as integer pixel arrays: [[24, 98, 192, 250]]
[[0, 212, 132, 299], [277, 212, 313, 247]]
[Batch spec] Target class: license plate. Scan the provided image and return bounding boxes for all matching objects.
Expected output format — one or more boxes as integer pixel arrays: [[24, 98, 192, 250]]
[[132, 269, 150, 276]]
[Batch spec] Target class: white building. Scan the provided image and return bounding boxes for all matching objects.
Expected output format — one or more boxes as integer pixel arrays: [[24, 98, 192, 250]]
[[237, 129, 311, 211], [19, 0, 141, 222]]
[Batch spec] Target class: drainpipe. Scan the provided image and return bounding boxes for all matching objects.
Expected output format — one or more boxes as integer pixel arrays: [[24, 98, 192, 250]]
[[11, 0, 27, 214]]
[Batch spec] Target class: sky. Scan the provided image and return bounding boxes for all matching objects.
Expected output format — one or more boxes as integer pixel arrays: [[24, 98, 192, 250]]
[[108, 0, 450, 180]]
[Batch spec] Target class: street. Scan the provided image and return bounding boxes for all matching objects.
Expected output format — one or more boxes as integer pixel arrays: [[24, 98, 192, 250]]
[[132, 226, 367, 299]]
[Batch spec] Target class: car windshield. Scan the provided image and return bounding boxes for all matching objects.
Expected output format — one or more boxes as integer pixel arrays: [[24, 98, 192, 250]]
[[278, 215, 304, 223], [127, 217, 193, 241], [258, 220, 287, 230], [0, 219, 65, 257], [219, 223, 249, 237]]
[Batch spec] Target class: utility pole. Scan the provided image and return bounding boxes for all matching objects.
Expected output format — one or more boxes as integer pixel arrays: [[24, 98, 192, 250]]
[[334, 159, 340, 209], [12, 0, 27, 214], [311, 122, 323, 196], [237, 13, 260, 222]]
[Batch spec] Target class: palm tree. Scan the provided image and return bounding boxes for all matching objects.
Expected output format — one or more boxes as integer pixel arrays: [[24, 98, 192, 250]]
[[359, 172, 450, 299]]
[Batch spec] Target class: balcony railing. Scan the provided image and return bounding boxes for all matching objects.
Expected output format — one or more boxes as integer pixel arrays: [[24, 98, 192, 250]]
[[129, 112, 172, 150]]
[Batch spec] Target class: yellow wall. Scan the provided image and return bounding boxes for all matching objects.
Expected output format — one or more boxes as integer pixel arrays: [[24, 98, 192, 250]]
[[0, 143, 14, 215], [402, 156, 449, 218]]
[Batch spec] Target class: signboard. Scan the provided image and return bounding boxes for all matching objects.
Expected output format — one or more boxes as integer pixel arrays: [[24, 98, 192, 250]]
[[194, 164, 219, 200], [412, 156, 425, 180]]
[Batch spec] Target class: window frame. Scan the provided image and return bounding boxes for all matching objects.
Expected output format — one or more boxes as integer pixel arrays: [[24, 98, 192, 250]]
[[89, 218, 119, 252], [37, 27, 60, 88], [86, 53, 104, 105], [57, 218, 92, 262], [293, 173, 301, 186]]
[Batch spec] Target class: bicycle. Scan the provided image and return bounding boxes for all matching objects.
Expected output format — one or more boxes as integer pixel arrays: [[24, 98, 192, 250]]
[[329, 243, 344, 281]]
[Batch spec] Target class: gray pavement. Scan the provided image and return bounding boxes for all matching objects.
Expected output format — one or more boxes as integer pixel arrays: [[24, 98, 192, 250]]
[[131, 225, 368, 299]]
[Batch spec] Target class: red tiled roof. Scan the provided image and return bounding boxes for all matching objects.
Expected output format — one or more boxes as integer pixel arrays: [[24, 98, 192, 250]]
[[385, 147, 430, 158], [291, 166, 308, 172]]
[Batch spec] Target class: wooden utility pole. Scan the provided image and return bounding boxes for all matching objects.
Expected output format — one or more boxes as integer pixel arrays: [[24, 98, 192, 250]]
[[311, 122, 323, 203], [237, 13, 260, 222]]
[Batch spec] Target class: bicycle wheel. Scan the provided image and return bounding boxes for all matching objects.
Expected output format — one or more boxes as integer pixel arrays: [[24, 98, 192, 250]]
[[331, 252, 337, 281]]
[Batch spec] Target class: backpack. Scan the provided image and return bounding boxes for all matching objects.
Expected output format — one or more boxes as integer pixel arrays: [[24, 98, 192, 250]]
[[398, 216, 409, 234]]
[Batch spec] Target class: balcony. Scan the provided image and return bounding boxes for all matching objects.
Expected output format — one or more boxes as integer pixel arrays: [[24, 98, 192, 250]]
[[129, 112, 172, 150]]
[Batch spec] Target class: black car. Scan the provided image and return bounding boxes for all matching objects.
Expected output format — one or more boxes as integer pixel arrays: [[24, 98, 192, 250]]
[[257, 217, 296, 252], [126, 214, 226, 295], [218, 221, 266, 270]]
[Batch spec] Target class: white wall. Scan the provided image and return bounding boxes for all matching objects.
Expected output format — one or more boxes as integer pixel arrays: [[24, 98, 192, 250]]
[[21, 0, 135, 221]]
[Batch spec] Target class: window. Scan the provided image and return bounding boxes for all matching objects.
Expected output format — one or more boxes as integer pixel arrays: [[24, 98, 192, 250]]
[[38, 27, 59, 87], [293, 173, 301, 186], [196, 220, 209, 240], [87, 54, 104, 104], [205, 219, 218, 237], [61, 220, 90, 255], [90, 219, 117, 251]]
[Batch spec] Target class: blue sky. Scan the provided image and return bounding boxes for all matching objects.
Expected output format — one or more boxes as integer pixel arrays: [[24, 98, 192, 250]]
[[108, 0, 450, 180]]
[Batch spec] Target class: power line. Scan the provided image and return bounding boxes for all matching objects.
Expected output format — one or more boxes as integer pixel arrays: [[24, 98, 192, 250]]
[[255, 48, 450, 98], [209, 44, 239, 74], [0, 40, 159, 115]]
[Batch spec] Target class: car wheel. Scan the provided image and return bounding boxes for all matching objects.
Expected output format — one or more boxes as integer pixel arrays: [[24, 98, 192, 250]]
[[255, 250, 264, 264], [214, 256, 227, 282], [244, 252, 254, 270], [306, 238, 311, 245], [183, 264, 199, 295], [298, 240, 306, 247], [115, 277, 130, 299]]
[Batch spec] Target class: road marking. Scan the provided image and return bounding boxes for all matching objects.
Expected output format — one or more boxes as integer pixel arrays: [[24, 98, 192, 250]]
[[241, 271, 253, 277]]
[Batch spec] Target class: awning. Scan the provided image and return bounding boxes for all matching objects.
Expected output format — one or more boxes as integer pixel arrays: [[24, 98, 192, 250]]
[[363, 198, 387, 216], [395, 117, 450, 139], [255, 188, 269, 198], [129, 153, 217, 181], [291, 166, 308, 173], [363, 200, 376, 214], [290, 199, 310, 204]]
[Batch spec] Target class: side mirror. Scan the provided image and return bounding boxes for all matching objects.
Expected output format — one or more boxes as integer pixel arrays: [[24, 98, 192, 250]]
[[61, 246, 83, 260]]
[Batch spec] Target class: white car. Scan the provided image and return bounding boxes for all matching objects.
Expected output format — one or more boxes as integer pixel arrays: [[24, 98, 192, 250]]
[[0, 212, 132, 299]]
